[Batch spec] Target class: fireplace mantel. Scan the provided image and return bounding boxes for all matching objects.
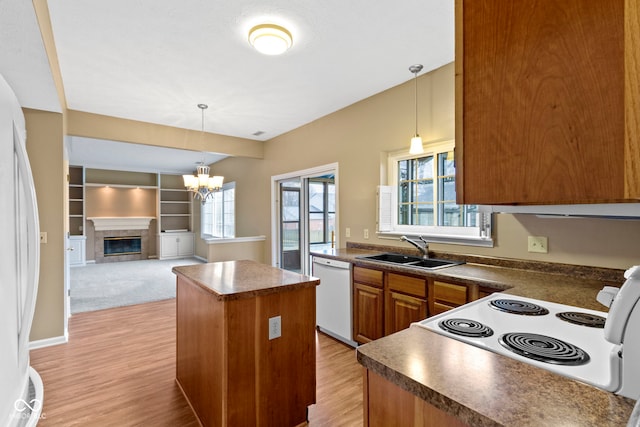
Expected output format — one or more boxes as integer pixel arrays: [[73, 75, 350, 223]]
[[88, 217, 155, 231]]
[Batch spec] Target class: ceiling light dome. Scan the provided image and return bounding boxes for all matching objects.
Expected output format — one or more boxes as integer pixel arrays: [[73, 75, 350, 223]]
[[248, 24, 293, 55]]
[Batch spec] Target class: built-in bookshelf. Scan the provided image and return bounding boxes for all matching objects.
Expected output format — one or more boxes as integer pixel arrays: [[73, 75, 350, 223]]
[[158, 174, 194, 259], [68, 166, 84, 236], [159, 174, 192, 232]]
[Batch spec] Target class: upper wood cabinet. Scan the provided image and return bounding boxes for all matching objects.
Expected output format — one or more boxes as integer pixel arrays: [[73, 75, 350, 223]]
[[455, 0, 640, 205]]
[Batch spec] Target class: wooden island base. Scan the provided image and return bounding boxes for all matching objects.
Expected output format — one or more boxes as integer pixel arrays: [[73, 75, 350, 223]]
[[173, 260, 318, 427]]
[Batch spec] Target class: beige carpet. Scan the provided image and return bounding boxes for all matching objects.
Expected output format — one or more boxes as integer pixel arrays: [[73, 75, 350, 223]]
[[70, 258, 204, 314]]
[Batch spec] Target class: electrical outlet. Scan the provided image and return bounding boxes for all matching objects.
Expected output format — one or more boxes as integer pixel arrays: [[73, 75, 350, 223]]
[[364, 229, 369, 239], [40, 232, 47, 244], [269, 316, 281, 340], [345, 227, 351, 238], [527, 236, 548, 253]]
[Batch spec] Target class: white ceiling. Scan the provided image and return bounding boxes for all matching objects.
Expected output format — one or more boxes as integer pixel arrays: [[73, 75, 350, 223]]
[[1, 0, 454, 172]]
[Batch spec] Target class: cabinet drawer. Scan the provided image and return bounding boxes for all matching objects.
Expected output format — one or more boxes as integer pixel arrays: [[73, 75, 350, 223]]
[[478, 287, 497, 300], [433, 281, 467, 306], [353, 266, 383, 288], [433, 302, 457, 316], [388, 273, 426, 298]]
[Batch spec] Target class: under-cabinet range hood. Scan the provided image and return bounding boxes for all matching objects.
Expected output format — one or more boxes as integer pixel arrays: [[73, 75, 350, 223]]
[[480, 203, 640, 219]]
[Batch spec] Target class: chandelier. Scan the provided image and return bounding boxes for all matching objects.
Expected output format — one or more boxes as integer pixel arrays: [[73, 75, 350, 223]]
[[183, 104, 224, 203]]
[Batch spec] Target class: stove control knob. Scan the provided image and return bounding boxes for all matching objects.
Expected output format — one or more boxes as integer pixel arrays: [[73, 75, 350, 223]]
[[597, 286, 619, 308]]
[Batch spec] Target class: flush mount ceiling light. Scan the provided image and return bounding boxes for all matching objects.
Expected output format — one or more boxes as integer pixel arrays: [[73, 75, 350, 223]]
[[183, 104, 224, 204], [248, 24, 293, 55], [409, 64, 424, 155]]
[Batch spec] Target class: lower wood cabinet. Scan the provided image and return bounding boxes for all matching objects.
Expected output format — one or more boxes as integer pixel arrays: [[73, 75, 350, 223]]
[[363, 368, 468, 427], [353, 266, 385, 344], [353, 282, 384, 343], [386, 273, 427, 335], [387, 292, 427, 335], [353, 264, 489, 344]]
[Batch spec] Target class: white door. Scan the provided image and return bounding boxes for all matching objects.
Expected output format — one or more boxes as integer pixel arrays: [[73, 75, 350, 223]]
[[65, 236, 71, 320]]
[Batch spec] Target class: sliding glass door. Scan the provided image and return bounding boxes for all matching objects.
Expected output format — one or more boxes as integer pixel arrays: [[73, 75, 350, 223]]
[[279, 180, 302, 272], [273, 164, 337, 275]]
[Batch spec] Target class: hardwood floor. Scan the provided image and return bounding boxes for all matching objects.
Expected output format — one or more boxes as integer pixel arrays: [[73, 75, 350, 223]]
[[30, 299, 363, 426]]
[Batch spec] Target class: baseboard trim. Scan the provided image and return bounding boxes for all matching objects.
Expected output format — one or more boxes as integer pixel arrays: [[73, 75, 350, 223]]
[[29, 334, 68, 350], [194, 255, 207, 263]]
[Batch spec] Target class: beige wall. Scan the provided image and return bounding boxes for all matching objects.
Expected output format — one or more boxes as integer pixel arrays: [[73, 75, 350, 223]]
[[214, 62, 640, 270], [24, 108, 66, 341], [207, 240, 265, 263], [85, 187, 157, 217]]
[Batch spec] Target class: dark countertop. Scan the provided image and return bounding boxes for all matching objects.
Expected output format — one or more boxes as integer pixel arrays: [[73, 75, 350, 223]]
[[172, 259, 319, 301], [311, 246, 635, 426]]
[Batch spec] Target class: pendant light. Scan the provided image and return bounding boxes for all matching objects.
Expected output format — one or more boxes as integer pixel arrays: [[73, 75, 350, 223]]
[[183, 104, 224, 204], [409, 64, 424, 155]]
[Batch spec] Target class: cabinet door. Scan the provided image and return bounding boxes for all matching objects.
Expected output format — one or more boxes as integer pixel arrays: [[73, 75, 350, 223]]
[[456, 0, 632, 205], [387, 292, 427, 335], [353, 282, 384, 344], [177, 233, 194, 256], [160, 235, 179, 258], [365, 370, 468, 427]]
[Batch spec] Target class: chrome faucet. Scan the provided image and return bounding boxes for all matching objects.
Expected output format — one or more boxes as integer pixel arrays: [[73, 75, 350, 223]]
[[400, 235, 429, 259]]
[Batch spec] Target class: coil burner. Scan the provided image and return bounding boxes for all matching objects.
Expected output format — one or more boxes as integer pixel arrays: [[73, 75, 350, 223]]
[[498, 332, 590, 366], [489, 299, 550, 316], [555, 312, 606, 328], [438, 318, 494, 338]]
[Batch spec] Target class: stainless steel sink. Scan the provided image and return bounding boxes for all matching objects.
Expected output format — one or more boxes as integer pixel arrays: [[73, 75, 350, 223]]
[[357, 253, 464, 270]]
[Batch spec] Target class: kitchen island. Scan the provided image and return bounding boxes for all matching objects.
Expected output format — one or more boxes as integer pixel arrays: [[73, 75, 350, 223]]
[[172, 260, 319, 427], [312, 245, 636, 426]]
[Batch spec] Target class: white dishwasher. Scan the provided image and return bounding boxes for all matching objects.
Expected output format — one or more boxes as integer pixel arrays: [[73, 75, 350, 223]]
[[312, 256, 356, 347]]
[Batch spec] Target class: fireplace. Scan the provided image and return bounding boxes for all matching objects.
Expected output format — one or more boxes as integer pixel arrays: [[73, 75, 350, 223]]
[[104, 236, 142, 256], [88, 217, 154, 263]]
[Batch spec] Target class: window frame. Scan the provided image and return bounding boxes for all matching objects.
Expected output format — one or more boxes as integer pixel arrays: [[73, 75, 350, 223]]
[[200, 181, 236, 240], [380, 141, 493, 247]]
